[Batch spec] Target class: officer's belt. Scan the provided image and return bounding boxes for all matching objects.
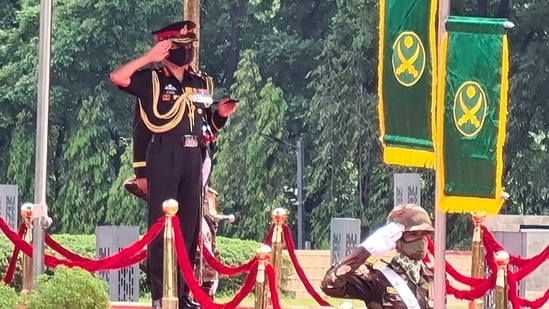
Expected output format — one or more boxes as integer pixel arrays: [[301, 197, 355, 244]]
[[151, 134, 202, 148], [379, 266, 421, 309]]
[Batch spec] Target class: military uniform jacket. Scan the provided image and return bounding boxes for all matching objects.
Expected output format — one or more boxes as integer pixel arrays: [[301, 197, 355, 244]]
[[120, 67, 227, 178], [321, 258, 434, 309]]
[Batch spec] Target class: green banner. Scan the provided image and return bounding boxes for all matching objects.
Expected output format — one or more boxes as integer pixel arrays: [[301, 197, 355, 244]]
[[377, 0, 437, 168], [436, 16, 510, 215]]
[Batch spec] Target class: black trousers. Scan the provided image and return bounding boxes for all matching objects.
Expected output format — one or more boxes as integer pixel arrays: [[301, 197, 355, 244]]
[[146, 134, 203, 301]]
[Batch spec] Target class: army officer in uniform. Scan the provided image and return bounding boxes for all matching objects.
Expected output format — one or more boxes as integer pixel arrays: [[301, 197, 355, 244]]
[[110, 20, 237, 309]]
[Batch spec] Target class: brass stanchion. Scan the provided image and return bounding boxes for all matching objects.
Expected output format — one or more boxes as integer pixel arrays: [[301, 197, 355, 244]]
[[162, 199, 179, 309], [270, 208, 287, 293], [21, 203, 34, 293], [254, 245, 272, 309], [469, 211, 486, 309], [494, 250, 509, 309]]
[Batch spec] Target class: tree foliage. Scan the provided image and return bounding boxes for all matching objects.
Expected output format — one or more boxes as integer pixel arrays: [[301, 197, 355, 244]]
[[0, 0, 547, 250]]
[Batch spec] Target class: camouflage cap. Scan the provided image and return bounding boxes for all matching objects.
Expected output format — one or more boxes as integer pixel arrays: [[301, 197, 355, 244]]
[[386, 204, 434, 232]]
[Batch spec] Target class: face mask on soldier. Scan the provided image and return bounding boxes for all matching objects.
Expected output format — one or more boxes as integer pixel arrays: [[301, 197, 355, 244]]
[[396, 236, 428, 260], [167, 44, 194, 66]]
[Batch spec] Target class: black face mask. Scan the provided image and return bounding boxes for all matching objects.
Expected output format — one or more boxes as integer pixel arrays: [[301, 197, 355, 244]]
[[167, 46, 194, 66]]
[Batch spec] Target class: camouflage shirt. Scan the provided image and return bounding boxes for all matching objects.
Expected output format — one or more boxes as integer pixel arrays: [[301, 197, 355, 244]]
[[320, 251, 434, 309]]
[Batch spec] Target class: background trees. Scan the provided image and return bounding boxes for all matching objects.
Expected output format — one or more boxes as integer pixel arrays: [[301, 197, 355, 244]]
[[1, 0, 547, 249]]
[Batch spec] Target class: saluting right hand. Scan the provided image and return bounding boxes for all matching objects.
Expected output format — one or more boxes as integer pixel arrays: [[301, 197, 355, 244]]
[[145, 40, 172, 62], [359, 222, 404, 257]]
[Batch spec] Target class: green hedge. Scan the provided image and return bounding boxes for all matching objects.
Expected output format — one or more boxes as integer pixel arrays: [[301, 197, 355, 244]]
[[24, 266, 110, 309], [0, 234, 291, 298]]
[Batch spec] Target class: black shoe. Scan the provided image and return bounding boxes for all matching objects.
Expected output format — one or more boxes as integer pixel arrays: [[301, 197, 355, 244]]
[[179, 295, 201, 309], [152, 299, 162, 309]]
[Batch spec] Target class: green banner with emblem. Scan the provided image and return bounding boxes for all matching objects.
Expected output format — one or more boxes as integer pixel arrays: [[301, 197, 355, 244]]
[[436, 17, 510, 215], [377, 0, 437, 168]]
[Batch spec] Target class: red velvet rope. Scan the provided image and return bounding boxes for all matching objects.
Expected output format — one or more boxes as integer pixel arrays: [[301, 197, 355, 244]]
[[508, 270, 549, 309], [266, 263, 282, 309], [426, 237, 492, 287], [3, 224, 27, 284], [0, 215, 160, 272], [202, 244, 257, 275], [172, 216, 257, 309], [426, 237, 496, 300], [482, 226, 549, 281], [482, 225, 549, 308], [282, 224, 332, 307], [507, 270, 522, 309], [445, 279, 494, 300], [45, 234, 91, 262]]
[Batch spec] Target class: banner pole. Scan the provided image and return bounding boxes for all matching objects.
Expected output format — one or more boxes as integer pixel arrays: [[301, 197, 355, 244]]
[[32, 0, 53, 284], [434, 0, 451, 308]]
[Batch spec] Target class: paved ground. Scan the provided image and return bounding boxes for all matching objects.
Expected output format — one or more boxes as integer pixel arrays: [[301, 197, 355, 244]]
[[110, 303, 337, 309]]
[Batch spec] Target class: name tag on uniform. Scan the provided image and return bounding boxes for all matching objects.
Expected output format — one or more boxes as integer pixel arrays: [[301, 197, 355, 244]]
[[185, 87, 213, 106], [387, 287, 398, 294]]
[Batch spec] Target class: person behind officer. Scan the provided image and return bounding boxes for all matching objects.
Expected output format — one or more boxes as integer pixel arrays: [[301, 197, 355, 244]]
[[110, 20, 237, 309], [320, 204, 435, 309]]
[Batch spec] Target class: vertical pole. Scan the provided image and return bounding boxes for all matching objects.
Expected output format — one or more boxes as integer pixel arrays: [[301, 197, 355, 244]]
[[270, 208, 287, 293], [254, 245, 272, 309], [183, 0, 201, 69], [494, 251, 509, 309], [32, 0, 53, 283], [20, 203, 33, 293], [434, 0, 451, 308], [469, 212, 486, 309], [296, 138, 304, 249], [183, 0, 203, 294], [162, 199, 179, 309]]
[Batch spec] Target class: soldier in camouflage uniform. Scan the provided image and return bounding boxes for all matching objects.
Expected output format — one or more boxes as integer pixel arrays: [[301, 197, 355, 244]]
[[321, 204, 435, 309]]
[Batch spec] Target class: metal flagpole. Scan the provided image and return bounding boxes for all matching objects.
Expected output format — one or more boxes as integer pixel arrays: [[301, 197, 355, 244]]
[[32, 0, 53, 282], [183, 0, 203, 290], [434, 0, 451, 308], [184, 0, 201, 69], [296, 138, 304, 249]]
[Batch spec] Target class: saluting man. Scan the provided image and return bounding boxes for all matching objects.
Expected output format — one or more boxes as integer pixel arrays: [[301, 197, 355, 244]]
[[110, 20, 237, 309], [321, 204, 435, 309]]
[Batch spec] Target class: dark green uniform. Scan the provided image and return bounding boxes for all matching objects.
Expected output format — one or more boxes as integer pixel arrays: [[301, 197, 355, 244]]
[[118, 65, 226, 302]]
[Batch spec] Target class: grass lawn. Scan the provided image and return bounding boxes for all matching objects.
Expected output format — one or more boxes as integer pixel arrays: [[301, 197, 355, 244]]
[[140, 295, 469, 308], [215, 295, 366, 308]]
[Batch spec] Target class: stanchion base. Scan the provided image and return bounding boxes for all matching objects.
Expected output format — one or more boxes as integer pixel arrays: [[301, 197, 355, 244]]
[[161, 297, 179, 309], [468, 299, 483, 309]]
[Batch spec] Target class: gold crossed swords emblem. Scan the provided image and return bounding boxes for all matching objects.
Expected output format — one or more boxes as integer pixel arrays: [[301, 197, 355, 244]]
[[395, 35, 421, 78], [457, 85, 484, 128]]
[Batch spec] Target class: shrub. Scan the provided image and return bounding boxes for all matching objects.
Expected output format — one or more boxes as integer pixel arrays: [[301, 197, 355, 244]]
[[24, 266, 109, 309], [0, 283, 18, 309], [215, 237, 292, 296]]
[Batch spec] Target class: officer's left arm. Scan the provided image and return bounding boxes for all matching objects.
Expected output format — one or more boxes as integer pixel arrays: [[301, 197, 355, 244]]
[[206, 108, 228, 135]]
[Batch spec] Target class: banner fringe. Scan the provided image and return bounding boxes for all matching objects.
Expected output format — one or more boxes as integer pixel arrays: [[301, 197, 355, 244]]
[[383, 147, 435, 169], [438, 196, 503, 215]]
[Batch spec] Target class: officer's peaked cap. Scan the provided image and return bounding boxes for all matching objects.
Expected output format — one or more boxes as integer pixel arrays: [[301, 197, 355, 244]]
[[151, 21, 198, 43]]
